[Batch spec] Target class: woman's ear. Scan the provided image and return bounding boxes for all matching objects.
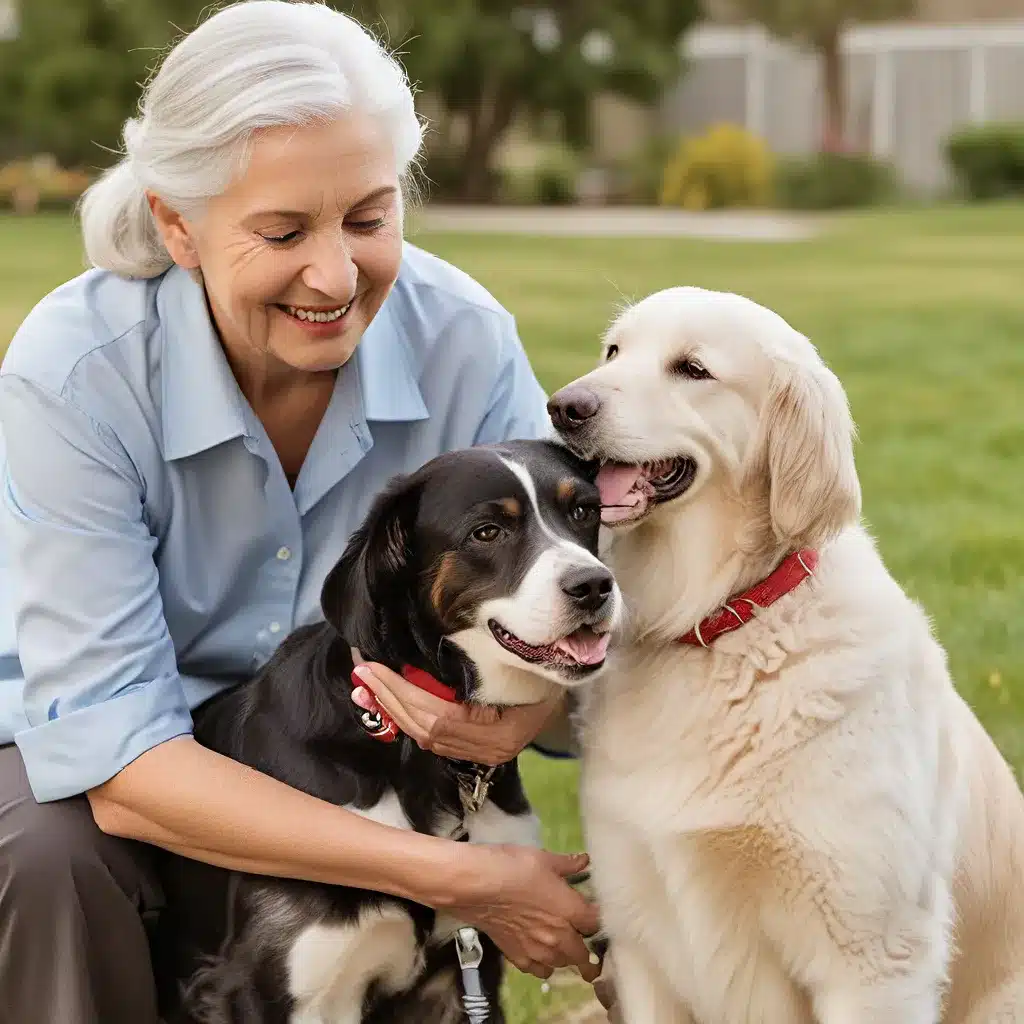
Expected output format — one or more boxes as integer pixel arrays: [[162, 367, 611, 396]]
[[147, 192, 200, 269]]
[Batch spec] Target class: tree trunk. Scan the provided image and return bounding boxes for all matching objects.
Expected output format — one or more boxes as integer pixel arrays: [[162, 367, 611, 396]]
[[819, 28, 844, 153], [458, 80, 519, 202]]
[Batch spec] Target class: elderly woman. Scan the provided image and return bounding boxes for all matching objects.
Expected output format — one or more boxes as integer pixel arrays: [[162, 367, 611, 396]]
[[0, 2, 601, 1020]]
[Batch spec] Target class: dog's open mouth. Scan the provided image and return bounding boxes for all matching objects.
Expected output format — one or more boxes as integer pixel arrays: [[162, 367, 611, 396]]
[[595, 457, 697, 525], [488, 620, 610, 669]]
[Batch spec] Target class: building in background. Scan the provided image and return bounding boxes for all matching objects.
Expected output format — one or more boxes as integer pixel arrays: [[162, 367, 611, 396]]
[[591, 0, 1024, 194], [0, 0, 17, 42]]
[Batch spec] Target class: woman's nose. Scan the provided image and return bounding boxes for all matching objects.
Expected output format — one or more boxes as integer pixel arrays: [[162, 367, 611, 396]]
[[302, 236, 358, 300]]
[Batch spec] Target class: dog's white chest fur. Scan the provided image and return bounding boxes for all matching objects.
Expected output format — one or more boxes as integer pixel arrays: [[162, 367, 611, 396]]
[[283, 792, 539, 1024], [546, 284, 1024, 1023], [581, 653, 819, 1022], [578, 535, 969, 1023]]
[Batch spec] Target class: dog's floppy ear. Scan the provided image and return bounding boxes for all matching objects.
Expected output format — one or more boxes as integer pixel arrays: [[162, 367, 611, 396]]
[[320, 473, 423, 654], [757, 357, 861, 551]]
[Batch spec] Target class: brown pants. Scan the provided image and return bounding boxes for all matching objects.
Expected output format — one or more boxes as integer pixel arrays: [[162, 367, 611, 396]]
[[0, 743, 173, 1024]]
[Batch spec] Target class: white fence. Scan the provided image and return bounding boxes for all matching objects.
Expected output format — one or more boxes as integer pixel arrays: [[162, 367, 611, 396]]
[[0, 0, 16, 42], [661, 20, 1024, 192]]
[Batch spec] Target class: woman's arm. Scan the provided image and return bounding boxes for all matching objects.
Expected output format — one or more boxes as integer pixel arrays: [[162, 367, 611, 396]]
[[0, 350, 600, 978], [88, 734, 459, 900], [90, 735, 601, 979], [0, 373, 197, 803]]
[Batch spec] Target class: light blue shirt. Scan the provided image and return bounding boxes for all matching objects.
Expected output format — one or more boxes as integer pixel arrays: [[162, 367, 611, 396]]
[[0, 243, 552, 803]]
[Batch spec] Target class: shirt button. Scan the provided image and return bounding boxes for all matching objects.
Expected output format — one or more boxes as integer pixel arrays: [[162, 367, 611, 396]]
[[269, 621, 282, 634], [276, 546, 291, 561]]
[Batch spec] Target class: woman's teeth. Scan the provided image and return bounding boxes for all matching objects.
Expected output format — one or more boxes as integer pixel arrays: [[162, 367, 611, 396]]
[[284, 303, 351, 323]]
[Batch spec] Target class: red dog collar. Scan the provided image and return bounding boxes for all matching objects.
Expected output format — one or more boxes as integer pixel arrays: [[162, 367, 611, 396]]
[[678, 549, 818, 648], [350, 664, 499, 822], [351, 663, 457, 743]]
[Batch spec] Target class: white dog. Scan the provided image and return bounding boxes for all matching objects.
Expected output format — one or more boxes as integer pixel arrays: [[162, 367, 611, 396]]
[[547, 287, 1024, 1024]]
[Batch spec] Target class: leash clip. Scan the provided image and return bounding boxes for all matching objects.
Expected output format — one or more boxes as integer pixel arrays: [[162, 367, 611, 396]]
[[456, 926, 490, 1023]]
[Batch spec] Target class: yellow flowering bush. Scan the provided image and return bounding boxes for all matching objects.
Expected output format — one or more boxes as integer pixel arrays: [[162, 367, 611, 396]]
[[660, 123, 775, 210]]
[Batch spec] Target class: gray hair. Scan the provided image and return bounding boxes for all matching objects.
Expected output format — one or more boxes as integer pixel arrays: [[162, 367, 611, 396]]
[[79, 0, 423, 279]]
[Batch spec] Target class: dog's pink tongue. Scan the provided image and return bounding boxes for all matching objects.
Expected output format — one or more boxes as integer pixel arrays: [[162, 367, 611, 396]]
[[554, 630, 611, 666], [596, 463, 645, 524]]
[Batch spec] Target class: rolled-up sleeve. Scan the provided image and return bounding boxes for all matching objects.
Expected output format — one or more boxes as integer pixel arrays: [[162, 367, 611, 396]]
[[472, 313, 553, 446], [0, 374, 193, 802]]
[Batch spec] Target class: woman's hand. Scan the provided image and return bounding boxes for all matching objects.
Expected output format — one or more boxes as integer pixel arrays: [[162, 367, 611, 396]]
[[351, 662, 561, 765], [451, 845, 602, 981]]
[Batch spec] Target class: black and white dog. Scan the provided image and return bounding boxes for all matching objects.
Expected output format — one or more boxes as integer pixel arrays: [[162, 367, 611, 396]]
[[162, 439, 622, 1024]]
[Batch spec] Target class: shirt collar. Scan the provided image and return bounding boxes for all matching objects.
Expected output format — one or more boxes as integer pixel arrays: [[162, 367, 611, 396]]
[[157, 266, 428, 463], [354, 287, 429, 423], [158, 265, 250, 462]]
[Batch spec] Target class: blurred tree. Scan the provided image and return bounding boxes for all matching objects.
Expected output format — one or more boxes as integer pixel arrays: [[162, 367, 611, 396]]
[[346, 0, 700, 200], [726, 0, 914, 152], [0, 0, 209, 169], [0, 0, 698, 195]]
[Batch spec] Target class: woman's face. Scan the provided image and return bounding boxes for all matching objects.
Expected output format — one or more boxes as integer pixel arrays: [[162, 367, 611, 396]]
[[152, 115, 404, 379]]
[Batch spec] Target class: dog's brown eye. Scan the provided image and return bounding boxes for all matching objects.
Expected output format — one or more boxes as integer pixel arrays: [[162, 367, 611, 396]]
[[472, 524, 502, 543], [671, 357, 713, 380], [569, 504, 597, 524], [605, 344, 618, 361]]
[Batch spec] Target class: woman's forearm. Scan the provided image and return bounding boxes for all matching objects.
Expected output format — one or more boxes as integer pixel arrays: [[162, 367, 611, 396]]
[[87, 735, 466, 907]]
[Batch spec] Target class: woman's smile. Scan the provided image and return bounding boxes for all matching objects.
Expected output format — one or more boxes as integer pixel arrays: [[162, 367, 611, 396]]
[[157, 116, 403, 382], [275, 296, 357, 337]]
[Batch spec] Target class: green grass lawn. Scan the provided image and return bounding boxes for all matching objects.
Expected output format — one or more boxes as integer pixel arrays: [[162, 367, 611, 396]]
[[3, 205, 1024, 1022]]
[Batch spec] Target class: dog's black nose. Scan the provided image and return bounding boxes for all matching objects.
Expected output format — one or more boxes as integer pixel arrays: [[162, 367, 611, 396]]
[[560, 566, 614, 614], [547, 385, 601, 432]]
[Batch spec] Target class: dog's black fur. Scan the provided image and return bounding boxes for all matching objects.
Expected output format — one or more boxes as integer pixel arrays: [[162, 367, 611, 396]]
[[158, 440, 610, 1024]]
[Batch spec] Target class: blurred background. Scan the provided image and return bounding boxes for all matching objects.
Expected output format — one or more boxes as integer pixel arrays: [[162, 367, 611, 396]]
[[3, 0, 1024, 209], [2, 3, 1024, 1023]]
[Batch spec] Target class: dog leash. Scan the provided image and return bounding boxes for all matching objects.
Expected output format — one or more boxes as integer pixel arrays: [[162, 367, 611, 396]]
[[350, 662, 497, 1021], [455, 926, 490, 1023], [351, 663, 609, 1019]]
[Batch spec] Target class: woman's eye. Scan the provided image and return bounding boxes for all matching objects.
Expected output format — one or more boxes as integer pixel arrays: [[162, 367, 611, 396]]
[[260, 230, 303, 245], [472, 524, 502, 543], [605, 344, 619, 362]]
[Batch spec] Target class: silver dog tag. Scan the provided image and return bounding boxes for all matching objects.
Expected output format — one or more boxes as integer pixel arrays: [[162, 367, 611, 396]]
[[458, 766, 496, 816]]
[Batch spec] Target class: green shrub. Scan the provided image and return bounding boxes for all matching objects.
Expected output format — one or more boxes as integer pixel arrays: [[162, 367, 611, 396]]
[[496, 166, 538, 206], [533, 152, 578, 206], [421, 152, 502, 203], [774, 151, 898, 210], [945, 123, 1024, 200], [616, 135, 678, 205], [497, 149, 579, 206], [660, 123, 775, 210]]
